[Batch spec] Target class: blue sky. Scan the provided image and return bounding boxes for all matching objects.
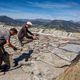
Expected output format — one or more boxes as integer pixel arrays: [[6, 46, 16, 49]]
[[0, 0, 80, 21]]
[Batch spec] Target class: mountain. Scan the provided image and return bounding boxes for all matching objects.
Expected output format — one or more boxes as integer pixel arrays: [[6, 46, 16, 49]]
[[45, 20, 80, 32], [0, 16, 24, 26], [0, 16, 80, 32], [77, 21, 80, 24], [0, 16, 51, 26], [15, 19, 51, 25], [0, 16, 15, 25]]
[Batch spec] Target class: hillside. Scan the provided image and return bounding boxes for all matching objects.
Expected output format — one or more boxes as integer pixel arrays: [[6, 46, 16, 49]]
[[16, 19, 51, 25], [0, 16, 24, 26], [45, 20, 80, 32], [0, 16, 80, 32], [0, 16, 50, 26]]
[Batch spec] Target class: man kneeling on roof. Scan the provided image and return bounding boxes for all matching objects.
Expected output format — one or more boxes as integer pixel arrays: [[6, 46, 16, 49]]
[[18, 21, 38, 46]]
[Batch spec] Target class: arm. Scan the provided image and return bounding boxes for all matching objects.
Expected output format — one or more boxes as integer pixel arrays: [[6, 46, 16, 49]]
[[23, 27, 33, 38], [26, 29, 39, 40], [6, 39, 17, 50], [27, 29, 34, 35], [27, 36, 33, 39]]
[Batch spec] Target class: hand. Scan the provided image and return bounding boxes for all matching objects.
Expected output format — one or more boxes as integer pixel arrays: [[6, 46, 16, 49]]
[[32, 36, 38, 40], [32, 36, 36, 39], [13, 47, 17, 51]]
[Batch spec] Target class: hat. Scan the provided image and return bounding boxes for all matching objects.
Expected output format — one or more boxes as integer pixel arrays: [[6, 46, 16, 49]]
[[26, 21, 32, 26]]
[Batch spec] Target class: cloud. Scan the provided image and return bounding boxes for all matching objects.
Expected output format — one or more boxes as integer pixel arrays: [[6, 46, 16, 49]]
[[53, 9, 80, 21], [0, 9, 80, 21], [0, 12, 52, 19], [26, 1, 80, 9], [0, 7, 19, 13], [0, 1, 80, 21], [0, 1, 80, 12]]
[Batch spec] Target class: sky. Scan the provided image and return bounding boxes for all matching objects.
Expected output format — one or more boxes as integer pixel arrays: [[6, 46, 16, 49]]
[[0, 0, 80, 21]]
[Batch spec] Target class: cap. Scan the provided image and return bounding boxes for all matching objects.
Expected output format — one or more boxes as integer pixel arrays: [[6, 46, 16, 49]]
[[26, 21, 32, 26]]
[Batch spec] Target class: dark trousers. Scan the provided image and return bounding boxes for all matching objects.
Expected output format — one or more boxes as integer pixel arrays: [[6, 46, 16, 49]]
[[0, 49, 10, 67], [18, 36, 33, 45], [0, 39, 10, 68]]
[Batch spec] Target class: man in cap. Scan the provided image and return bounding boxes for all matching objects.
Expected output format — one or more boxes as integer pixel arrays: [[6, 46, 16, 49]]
[[0, 28, 18, 71], [18, 21, 38, 46]]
